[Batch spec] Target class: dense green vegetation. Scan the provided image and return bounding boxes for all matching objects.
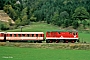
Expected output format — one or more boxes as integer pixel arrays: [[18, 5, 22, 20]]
[[0, 46, 90, 60], [0, 0, 90, 30]]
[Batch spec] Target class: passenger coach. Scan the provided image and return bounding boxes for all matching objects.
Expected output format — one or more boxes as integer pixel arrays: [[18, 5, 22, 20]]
[[0, 32, 44, 43]]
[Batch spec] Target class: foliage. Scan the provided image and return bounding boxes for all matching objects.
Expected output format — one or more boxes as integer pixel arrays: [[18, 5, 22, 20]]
[[1, 0, 90, 29], [3, 5, 18, 20], [0, 21, 10, 30], [72, 7, 89, 20], [72, 20, 79, 29], [60, 11, 69, 19], [15, 18, 21, 27]]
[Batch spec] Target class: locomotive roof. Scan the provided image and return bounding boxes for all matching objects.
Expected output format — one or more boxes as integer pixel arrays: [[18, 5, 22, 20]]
[[47, 30, 78, 32], [5, 32, 44, 34]]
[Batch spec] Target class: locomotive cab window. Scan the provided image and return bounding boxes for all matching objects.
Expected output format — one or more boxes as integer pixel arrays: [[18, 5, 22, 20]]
[[58, 32, 60, 34], [76, 32, 78, 35], [47, 32, 50, 36]]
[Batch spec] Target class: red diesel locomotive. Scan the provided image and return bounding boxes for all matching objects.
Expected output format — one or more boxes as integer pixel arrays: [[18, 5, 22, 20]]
[[0, 30, 79, 43], [46, 30, 79, 43]]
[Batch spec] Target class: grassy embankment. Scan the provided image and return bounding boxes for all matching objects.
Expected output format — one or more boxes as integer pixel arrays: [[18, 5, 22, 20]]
[[0, 46, 90, 60]]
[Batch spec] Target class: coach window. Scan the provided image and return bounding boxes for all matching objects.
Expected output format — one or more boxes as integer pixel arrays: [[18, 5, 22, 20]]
[[27, 34, 29, 37], [32, 34, 34, 37], [14, 34, 16, 37], [18, 34, 21, 37], [10, 34, 12, 37], [36, 34, 38, 37], [40, 34, 42, 37], [6, 34, 8, 37], [22, 34, 25, 37], [29, 34, 32, 37]]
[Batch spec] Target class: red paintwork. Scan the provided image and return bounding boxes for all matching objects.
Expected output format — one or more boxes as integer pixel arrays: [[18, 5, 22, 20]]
[[0, 33, 4, 40], [46, 31, 78, 39]]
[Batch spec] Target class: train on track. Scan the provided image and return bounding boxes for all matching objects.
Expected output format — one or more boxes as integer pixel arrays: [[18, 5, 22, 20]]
[[0, 30, 79, 43]]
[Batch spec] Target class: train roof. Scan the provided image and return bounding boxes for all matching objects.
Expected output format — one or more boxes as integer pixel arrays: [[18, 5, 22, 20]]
[[5, 32, 44, 34], [46, 30, 78, 32], [0, 32, 5, 33]]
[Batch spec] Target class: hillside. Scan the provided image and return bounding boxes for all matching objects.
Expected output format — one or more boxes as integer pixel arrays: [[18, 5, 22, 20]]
[[0, 10, 14, 24], [0, 0, 90, 30], [7, 22, 60, 32]]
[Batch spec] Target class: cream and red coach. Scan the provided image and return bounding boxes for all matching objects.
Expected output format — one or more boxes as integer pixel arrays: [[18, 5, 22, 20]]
[[0, 32, 44, 42], [46, 30, 79, 43]]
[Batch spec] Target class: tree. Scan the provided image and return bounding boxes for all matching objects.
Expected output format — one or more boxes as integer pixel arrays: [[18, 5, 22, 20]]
[[60, 11, 69, 19], [51, 11, 59, 25], [3, 5, 17, 20], [15, 18, 21, 27], [72, 20, 79, 29], [72, 7, 89, 21], [0, 21, 10, 30], [82, 20, 87, 29]]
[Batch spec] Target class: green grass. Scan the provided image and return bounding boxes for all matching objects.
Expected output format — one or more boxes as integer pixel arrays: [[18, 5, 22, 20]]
[[79, 32, 90, 43], [7, 22, 59, 32], [0, 46, 90, 60]]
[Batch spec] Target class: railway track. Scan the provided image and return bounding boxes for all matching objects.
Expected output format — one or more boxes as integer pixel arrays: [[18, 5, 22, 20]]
[[0, 42, 90, 50]]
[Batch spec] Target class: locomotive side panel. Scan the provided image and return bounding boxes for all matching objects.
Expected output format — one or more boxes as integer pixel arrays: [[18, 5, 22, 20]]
[[46, 31, 79, 43]]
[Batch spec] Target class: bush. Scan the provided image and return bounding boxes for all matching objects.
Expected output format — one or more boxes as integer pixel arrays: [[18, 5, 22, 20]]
[[0, 21, 10, 30], [72, 20, 79, 29]]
